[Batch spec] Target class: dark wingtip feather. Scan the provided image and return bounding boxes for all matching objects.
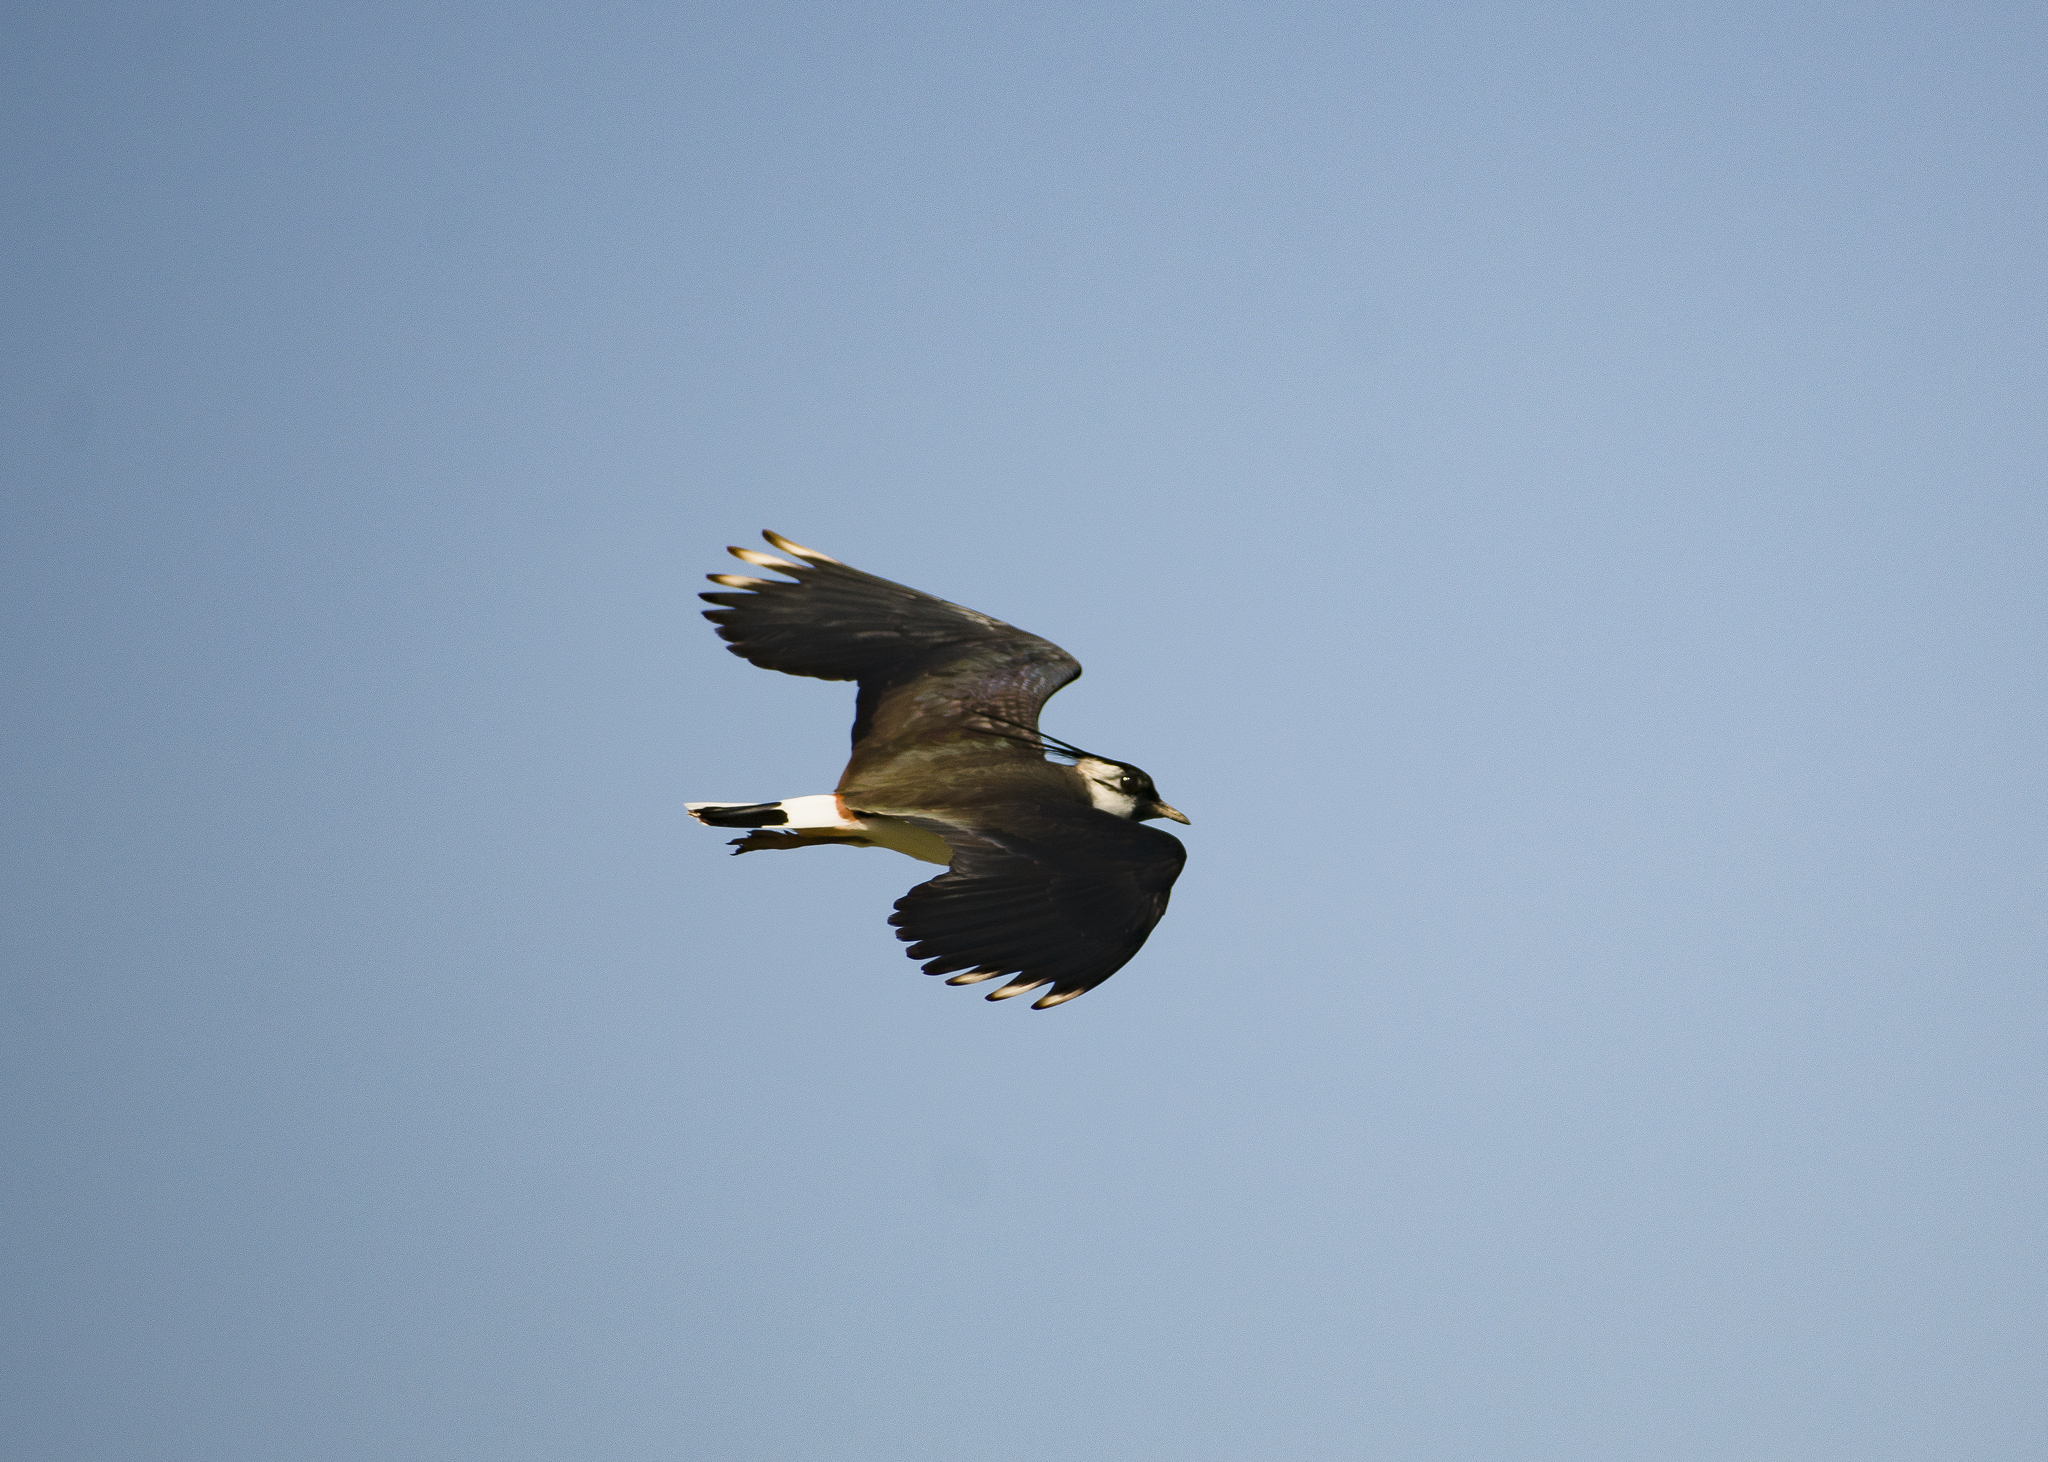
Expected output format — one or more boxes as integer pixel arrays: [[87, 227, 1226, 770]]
[[762, 530, 843, 565]]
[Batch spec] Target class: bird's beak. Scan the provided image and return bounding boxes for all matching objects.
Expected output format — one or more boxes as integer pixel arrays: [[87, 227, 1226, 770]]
[[1154, 803, 1191, 825]]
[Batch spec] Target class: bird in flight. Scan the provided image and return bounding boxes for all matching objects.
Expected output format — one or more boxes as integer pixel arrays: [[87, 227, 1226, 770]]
[[690, 531, 1189, 1009]]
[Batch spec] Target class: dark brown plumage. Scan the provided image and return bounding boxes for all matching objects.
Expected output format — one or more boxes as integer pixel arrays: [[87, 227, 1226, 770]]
[[692, 531, 1188, 1009]]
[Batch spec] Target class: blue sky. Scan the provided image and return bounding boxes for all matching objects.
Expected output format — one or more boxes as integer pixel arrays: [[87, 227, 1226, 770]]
[[5, 3, 2044, 1458]]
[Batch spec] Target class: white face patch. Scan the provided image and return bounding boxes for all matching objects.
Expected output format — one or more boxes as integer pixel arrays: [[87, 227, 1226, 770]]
[[1074, 757, 1140, 818]]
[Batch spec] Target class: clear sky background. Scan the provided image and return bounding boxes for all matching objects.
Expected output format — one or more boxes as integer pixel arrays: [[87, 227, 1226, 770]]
[[4, 3, 2043, 1458]]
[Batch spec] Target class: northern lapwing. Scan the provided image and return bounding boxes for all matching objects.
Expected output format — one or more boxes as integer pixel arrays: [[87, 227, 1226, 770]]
[[691, 531, 1189, 1009]]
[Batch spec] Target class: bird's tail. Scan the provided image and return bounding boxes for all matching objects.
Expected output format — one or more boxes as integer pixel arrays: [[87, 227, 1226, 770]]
[[687, 794, 858, 830], [687, 800, 796, 829], [688, 795, 866, 853], [686, 796, 952, 864]]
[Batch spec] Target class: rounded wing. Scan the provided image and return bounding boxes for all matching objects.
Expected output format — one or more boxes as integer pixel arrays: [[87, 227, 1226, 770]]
[[887, 805, 1187, 1009], [700, 532, 1082, 758]]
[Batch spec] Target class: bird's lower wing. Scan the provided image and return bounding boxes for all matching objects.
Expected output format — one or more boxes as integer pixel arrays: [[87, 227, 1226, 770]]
[[887, 807, 1187, 1009]]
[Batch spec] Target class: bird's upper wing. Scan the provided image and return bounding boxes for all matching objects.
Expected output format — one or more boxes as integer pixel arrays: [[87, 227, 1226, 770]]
[[887, 804, 1187, 1009], [700, 531, 1082, 764]]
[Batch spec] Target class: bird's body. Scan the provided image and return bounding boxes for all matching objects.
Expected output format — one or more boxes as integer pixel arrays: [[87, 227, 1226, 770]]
[[690, 531, 1188, 1009]]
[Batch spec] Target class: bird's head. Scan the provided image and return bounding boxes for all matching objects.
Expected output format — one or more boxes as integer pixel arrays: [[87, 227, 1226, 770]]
[[970, 709, 1190, 825], [1073, 756, 1191, 825]]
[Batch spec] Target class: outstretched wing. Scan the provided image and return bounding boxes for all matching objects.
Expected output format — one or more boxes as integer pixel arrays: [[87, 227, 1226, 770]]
[[700, 532, 1081, 761], [887, 805, 1187, 1009]]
